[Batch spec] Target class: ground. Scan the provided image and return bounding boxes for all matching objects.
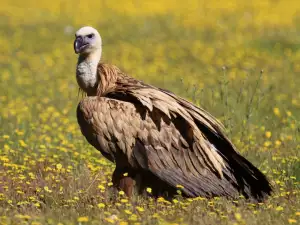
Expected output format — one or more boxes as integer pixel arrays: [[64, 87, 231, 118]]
[[0, 0, 299, 224]]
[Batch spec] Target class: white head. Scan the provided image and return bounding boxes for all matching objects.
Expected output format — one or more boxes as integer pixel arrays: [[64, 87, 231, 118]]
[[74, 26, 102, 57], [74, 27, 102, 94]]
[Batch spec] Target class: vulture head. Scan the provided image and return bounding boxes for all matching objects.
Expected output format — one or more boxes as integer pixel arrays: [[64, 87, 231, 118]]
[[74, 26, 102, 55]]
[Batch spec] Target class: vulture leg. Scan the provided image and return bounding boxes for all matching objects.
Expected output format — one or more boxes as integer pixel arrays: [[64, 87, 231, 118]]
[[138, 171, 178, 198], [112, 167, 135, 198]]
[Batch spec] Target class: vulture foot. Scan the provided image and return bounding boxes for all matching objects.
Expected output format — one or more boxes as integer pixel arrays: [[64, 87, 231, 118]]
[[112, 167, 136, 198]]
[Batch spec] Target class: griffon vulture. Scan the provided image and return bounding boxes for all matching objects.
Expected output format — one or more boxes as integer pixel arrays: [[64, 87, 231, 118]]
[[74, 26, 272, 201]]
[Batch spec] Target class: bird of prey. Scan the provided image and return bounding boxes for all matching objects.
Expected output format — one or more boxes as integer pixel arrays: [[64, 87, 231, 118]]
[[74, 26, 272, 201]]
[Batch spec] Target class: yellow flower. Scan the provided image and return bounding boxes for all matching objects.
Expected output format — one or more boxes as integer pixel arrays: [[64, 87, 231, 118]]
[[119, 191, 125, 195], [157, 197, 165, 202], [136, 206, 144, 212], [97, 203, 105, 208], [288, 219, 297, 224], [152, 213, 159, 218], [275, 140, 281, 147], [286, 111, 292, 117], [176, 184, 184, 189], [31, 222, 42, 225], [129, 214, 138, 221], [15, 214, 31, 220], [119, 222, 128, 225], [56, 163, 62, 170], [146, 187, 152, 193], [275, 206, 284, 211], [98, 185, 105, 190], [123, 172, 128, 176], [273, 107, 280, 116], [234, 213, 242, 221], [264, 141, 272, 147], [15, 130, 24, 136], [265, 131, 272, 138], [120, 198, 128, 203], [124, 210, 132, 215], [19, 140, 27, 147], [104, 218, 115, 223], [77, 216, 89, 222], [43, 186, 52, 193]]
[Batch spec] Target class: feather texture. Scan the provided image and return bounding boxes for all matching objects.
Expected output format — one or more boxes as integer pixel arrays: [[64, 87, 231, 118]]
[[77, 63, 272, 201]]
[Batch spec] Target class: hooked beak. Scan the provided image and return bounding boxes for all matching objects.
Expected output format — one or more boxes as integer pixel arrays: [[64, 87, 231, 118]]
[[74, 36, 89, 54]]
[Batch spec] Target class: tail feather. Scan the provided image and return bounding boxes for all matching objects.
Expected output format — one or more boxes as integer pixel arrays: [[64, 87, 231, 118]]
[[197, 122, 272, 201], [227, 153, 272, 201]]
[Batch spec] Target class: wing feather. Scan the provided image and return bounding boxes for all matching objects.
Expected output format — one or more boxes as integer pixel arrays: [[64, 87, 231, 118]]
[[76, 64, 272, 200], [77, 95, 238, 197]]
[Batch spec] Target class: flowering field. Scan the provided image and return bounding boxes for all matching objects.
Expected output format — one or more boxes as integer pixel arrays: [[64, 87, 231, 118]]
[[0, 0, 300, 224]]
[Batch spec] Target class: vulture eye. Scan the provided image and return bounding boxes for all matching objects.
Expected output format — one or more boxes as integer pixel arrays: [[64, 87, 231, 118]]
[[87, 34, 94, 39]]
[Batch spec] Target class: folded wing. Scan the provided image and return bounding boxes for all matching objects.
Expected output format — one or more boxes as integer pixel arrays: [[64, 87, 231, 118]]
[[77, 76, 272, 200]]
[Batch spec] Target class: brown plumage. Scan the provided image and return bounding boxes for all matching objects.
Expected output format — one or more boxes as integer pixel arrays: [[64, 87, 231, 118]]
[[74, 26, 272, 201]]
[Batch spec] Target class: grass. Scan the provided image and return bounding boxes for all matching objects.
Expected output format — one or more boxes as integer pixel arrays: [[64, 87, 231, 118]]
[[0, 0, 299, 224]]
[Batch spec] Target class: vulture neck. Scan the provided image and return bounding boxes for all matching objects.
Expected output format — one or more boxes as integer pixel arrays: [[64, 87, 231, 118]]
[[76, 50, 101, 96]]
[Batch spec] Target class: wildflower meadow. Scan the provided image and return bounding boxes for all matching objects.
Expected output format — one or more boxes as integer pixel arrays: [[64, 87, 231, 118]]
[[0, 0, 299, 224]]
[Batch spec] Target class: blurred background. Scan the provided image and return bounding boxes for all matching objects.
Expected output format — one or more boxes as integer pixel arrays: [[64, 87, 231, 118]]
[[1, 0, 300, 122], [0, 1, 299, 224]]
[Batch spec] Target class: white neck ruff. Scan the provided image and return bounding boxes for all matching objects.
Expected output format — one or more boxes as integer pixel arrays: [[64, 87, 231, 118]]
[[76, 51, 101, 93]]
